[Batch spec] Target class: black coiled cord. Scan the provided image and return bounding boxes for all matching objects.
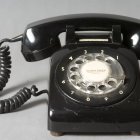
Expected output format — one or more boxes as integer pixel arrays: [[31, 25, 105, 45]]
[[0, 37, 48, 113], [0, 46, 11, 91]]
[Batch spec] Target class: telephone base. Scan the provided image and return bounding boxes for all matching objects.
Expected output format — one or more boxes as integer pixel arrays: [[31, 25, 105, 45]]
[[48, 46, 140, 134]]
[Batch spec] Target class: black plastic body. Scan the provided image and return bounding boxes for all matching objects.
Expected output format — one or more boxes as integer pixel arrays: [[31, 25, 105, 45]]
[[20, 14, 140, 133], [21, 14, 140, 61], [48, 45, 140, 133]]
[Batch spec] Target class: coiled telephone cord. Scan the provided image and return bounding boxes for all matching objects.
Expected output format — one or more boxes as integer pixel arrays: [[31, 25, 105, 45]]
[[0, 37, 48, 113]]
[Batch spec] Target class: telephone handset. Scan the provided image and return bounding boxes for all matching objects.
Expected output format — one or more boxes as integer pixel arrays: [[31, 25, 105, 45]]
[[1, 14, 140, 135]]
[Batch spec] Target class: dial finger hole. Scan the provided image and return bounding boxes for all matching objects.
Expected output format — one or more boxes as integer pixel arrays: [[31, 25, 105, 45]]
[[84, 56, 93, 60], [99, 85, 106, 90], [75, 59, 84, 64], [76, 83, 81, 87], [75, 60, 83, 64], [70, 67, 78, 71], [108, 80, 116, 87], [70, 75, 79, 80], [87, 85, 95, 91], [96, 55, 104, 61], [105, 59, 112, 64]]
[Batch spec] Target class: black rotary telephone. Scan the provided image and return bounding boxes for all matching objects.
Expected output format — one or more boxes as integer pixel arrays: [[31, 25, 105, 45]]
[[1, 14, 140, 136]]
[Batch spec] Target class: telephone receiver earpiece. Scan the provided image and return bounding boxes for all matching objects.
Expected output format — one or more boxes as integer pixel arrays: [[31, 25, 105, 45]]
[[20, 14, 140, 62]]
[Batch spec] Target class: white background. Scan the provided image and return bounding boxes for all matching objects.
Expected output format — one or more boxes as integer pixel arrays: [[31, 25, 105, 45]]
[[0, 0, 139, 140]]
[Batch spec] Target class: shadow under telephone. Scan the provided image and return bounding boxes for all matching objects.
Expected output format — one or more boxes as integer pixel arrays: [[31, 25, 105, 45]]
[[0, 14, 140, 136]]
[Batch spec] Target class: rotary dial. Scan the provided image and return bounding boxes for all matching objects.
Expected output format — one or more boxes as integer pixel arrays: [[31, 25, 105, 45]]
[[67, 51, 125, 95]]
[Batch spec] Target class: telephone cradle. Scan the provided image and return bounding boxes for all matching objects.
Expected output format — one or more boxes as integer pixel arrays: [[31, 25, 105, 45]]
[[0, 14, 140, 136]]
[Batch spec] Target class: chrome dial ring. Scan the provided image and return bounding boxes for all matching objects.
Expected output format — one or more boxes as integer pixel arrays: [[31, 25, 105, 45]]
[[67, 52, 125, 95]]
